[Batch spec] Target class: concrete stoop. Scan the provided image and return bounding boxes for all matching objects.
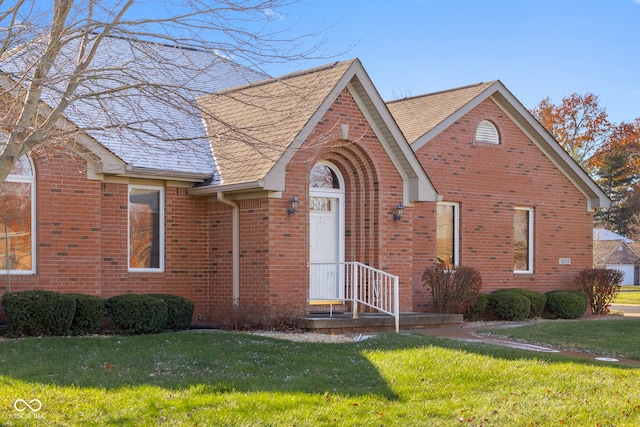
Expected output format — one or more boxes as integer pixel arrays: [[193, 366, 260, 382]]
[[302, 312, 463, 333]]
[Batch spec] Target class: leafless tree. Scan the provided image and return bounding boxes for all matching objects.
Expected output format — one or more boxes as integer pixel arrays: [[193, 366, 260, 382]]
[[0, 0, 328, 182]]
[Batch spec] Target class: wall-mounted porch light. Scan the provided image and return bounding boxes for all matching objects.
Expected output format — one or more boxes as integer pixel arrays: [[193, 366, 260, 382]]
[[287, 196, 299, 215], [392, 204, 404, 222]]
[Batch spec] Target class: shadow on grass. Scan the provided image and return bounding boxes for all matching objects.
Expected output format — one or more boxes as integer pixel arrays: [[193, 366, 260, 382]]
[[0, 328, 636, 402], [0, 330, 399, 399]]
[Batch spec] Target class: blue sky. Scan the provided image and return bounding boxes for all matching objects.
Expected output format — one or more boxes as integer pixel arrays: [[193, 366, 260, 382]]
[[265, 0, 640, 125]]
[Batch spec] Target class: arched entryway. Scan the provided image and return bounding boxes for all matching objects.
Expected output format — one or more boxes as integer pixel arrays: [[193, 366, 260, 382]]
[[308, 161, 345, 302]]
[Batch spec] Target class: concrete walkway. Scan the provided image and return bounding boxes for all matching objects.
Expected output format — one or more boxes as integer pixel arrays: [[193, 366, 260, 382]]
[[611, 304, 640, 317], [412, 321, 640, 368]]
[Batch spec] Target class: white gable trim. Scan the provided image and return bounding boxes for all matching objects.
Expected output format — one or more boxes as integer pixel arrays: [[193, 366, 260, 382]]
[[346, 71, 439, 203], [410, 85, 494, 152], [408, 80, 610, 211], [487, 85, 610, 211], [263, 60, 439, 203]]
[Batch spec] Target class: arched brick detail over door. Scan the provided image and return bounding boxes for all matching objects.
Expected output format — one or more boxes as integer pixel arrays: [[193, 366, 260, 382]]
[[309, 142, 380, 268]]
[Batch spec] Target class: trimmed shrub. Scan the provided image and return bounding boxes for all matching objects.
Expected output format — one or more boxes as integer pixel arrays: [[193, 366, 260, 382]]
[[422, 265, 483, 314], [487, 291, 531, 321], [492, 288, 546, 318], [147, 294, 194, 330], [68, 294, 106, 335], [464, 293, 489, 321], [545, 290, 588, 319], [2, 290, 76, 337], [575, 268, 623, 315], [106, 294, 168, 335]]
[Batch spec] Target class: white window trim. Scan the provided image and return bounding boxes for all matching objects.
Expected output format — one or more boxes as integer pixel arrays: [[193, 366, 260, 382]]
[[437, 201, 460, 268], [128, 184, 164, 272], [3, 156, 36, 275], [514, 206, 534, 274]]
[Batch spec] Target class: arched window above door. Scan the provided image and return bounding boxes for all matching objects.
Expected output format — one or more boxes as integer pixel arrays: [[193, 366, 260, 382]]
[[310, 163, 341, 189]]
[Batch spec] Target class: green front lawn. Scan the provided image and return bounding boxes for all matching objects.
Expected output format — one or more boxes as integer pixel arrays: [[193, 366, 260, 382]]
[[1, 327, 640, 426], [615, 288, 640, 304], [481, 318, 640, 359]]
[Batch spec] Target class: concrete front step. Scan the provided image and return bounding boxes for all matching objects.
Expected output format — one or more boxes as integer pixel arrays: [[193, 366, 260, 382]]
[[302, 312, 463, 333]]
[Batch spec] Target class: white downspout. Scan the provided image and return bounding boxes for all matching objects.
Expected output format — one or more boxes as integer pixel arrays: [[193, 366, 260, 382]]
[[217, 192, 240, 308]]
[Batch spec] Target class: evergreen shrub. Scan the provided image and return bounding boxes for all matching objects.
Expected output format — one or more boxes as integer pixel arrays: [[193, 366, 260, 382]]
[[68, 294, 106, 335], [2, 290, 76, 337], [147, 294, 194, 330], [487, 291, 531, 321], [545, 290, 588, 319], [106, 294, 168, 335], [492, 288, 546, 318]]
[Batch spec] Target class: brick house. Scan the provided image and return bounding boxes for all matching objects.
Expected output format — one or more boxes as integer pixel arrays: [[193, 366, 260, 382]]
[[0, 40, 609, 324], [388, 81, 610, 310]]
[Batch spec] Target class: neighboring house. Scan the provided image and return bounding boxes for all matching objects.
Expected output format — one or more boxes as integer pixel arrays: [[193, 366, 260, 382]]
[[593, 228, 639, 285], [0, 37, 610, 324]]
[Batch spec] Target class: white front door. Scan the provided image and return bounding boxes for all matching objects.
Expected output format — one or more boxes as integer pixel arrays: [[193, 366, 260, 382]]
[[309, 196, 342, 300], [308, 163, 345, 303]]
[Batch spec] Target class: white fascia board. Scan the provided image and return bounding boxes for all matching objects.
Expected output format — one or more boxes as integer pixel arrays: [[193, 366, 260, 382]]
[[187, 180, 265, 196], [121, 165, 210, 182]]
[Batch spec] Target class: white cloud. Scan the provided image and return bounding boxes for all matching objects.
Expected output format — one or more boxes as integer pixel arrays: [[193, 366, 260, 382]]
[[264, 8, 285, 21]]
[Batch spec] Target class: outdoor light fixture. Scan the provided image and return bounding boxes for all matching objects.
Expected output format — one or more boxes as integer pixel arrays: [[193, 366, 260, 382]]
[[393, 204, 404, 222], [287, 196, 299, 215]]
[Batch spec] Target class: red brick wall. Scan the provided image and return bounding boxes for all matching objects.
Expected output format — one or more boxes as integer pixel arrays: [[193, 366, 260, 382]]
[[2, 92, 593, 321], [412, 98, 595, 309], [1, 146, 215, 322], [208, 88, 418, 316], [252, 88, 416, 312]]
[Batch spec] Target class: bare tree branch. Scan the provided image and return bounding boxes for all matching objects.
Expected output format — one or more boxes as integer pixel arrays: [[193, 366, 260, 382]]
[[0, 0, 332, 182]]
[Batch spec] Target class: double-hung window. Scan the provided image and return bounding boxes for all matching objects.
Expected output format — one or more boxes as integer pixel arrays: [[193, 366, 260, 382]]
[[436, 202, 459, 268], [129, 185, 164, 271], [514, 207, 534, 273]]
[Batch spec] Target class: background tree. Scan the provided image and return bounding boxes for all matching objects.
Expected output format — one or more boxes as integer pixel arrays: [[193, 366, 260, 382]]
[[0, 0, 326, 183], [593, 148, 637, 233], [591, 119, 640, 234], [531, 93, 611, 174], [532, 94, 640, 236]]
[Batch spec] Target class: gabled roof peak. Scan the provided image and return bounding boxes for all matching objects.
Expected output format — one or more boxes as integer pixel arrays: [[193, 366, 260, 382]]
[[214, 59, 358, 95], [387, 80, 498, 105]]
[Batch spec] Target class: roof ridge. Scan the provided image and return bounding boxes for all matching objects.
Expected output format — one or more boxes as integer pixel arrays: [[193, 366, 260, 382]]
[[387, 80, 497, 104], [97, 33, 206, 52], [212, 59, 355, 95]]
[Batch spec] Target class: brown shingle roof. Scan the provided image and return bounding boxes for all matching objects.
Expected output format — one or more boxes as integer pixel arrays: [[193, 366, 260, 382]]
[[387, 81, 496, 143], [198, 60, 355, 185]]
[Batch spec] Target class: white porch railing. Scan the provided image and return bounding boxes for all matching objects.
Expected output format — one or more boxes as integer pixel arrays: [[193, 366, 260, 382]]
[[309, 262, 400, 332]]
